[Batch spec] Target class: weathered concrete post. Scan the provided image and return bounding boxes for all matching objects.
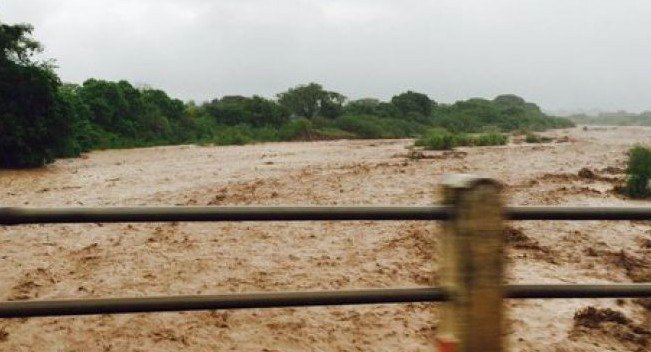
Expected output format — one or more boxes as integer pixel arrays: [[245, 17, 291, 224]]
[[437, 174, 505, 352]]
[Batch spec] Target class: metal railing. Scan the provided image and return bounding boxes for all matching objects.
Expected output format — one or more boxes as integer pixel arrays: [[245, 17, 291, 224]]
[[1, 284, 650, 319], [1, 205, 650, 318], [1, 175, 650, 350], [4, 205, 651, 224]]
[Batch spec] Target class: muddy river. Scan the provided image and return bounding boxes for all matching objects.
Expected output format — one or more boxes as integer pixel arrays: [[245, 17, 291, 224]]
[[0, 126, 649, 351]]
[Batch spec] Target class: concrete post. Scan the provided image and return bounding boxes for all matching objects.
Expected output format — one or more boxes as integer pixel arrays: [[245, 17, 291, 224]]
[[437, 174, 505, 352]]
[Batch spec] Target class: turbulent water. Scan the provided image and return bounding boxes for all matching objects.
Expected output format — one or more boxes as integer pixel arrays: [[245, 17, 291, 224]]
[[0, 126, 649, 351]]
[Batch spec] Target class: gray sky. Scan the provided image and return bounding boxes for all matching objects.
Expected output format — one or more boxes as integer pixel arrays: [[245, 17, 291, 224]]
[[3, 0, 650, 113]]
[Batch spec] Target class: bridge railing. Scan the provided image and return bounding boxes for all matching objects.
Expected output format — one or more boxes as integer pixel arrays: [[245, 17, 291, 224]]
[[1, 174, 650, 352]]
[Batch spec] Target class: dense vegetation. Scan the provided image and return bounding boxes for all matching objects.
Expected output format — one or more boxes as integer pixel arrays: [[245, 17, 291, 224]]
[[624, 146, 651, 198], [569, 111, 651, 126], [415, 129, 508, 150], [0, 20, 574, 168], [430, 95, 573, 133], [0, 22, 77, 167]]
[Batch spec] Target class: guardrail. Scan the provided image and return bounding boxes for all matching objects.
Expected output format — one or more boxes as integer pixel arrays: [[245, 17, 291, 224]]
[[1, 175, 650, 352], [4, 205, 651, 223]]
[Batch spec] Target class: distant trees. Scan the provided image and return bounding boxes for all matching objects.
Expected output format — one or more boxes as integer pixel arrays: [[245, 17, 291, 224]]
[[431, 95, 573, 133], [391, 91, 435, 117], [1, 18, 576, 168], [78, 79, 142, 136], [343, 98, 400, 118], [277, 83, 346, 119], [203, 95, 289, 127], [568, 111, 651, 126], [344, 98, 381, 116], [67, 79, 197, 147], [493, 94, 526, 107]]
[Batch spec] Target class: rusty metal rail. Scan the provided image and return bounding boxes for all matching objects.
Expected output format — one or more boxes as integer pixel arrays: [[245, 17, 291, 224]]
[[3, 206, 651, 224], [1, 284, 651, 318]]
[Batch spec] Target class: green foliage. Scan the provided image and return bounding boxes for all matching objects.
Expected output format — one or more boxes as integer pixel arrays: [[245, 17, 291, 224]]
[[414, 129, 461, 150], [334, 114, 424, 139], [0, 22, 41, 64], [212, 126, 253, 145], [0, 20, 574, 168], [277, 83, 346, 119], [568, 111, 651, 126], [625, 146, 651, 198], [391, 91, 435, 117], [524, 132, 553, 143], [343, 98, 381, 115], [415, 129, 507, 150], [65, 79, 203, 148], [54, 85, 94, 156], [333, 115, 387, 138], [0, 21, 79, 167], [313, 127, 357, 140], [476, 132, 508, 146], [203, 95, 289, 127], [278, 118, 313, 140], [432, 96, 574, 133]]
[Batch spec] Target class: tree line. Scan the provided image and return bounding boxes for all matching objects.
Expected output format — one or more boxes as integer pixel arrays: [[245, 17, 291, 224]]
[[1, 20, 573, 168], [568, 111, 651, 126]]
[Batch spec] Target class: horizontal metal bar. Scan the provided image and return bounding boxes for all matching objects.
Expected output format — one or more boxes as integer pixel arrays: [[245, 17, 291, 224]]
[[507, 207, 651, 221], [506, 283, 651, 299], [3, 206, 651, 225], [0, 288, 447, 318], [0, 206, 451, 224], [1, 284, 650, 319]]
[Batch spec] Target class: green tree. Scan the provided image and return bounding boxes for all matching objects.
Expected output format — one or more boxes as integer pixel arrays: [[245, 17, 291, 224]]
[[625, 146, 651, 198], [277, 83, 346, 119], [0, 21, 78, 167], [56, 84, 95, 156], [72, 79, 201, 145], [390, 91, 435, 117], [493, 94, 526, 107], [77, 79, 143, 137], [344, 98, 381, 115], [203, 95, 289, 127]]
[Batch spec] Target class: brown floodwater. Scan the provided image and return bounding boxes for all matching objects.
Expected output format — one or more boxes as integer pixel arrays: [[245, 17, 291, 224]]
[[0, 126, 649, 351]]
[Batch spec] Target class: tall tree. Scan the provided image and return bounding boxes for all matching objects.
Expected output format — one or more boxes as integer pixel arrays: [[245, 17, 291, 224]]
[[390, 91, 435, 117], [203, 95, 289, 127], [277, 83, 346, 119], [0, 21, 78, 167]]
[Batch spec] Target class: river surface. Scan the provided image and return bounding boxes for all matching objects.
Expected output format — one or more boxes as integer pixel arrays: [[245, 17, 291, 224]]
[[0, 126, 649, 351]]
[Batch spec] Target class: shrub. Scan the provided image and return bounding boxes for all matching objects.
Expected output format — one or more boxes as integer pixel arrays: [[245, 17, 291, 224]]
[[248, 126, 281, 142], [333, 115, 387, 139], [525, 132, 552, 143], [414, 129, 458, 150], [415, 129, 507, 150], [278, 118, 313, 140], [213, 126, 253, 145], [476, 132, 508, 146], [625, 146, 651, 198]]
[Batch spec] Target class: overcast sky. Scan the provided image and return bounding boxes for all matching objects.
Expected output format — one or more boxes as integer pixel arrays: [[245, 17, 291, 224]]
[[2, 0, 650, 113]]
